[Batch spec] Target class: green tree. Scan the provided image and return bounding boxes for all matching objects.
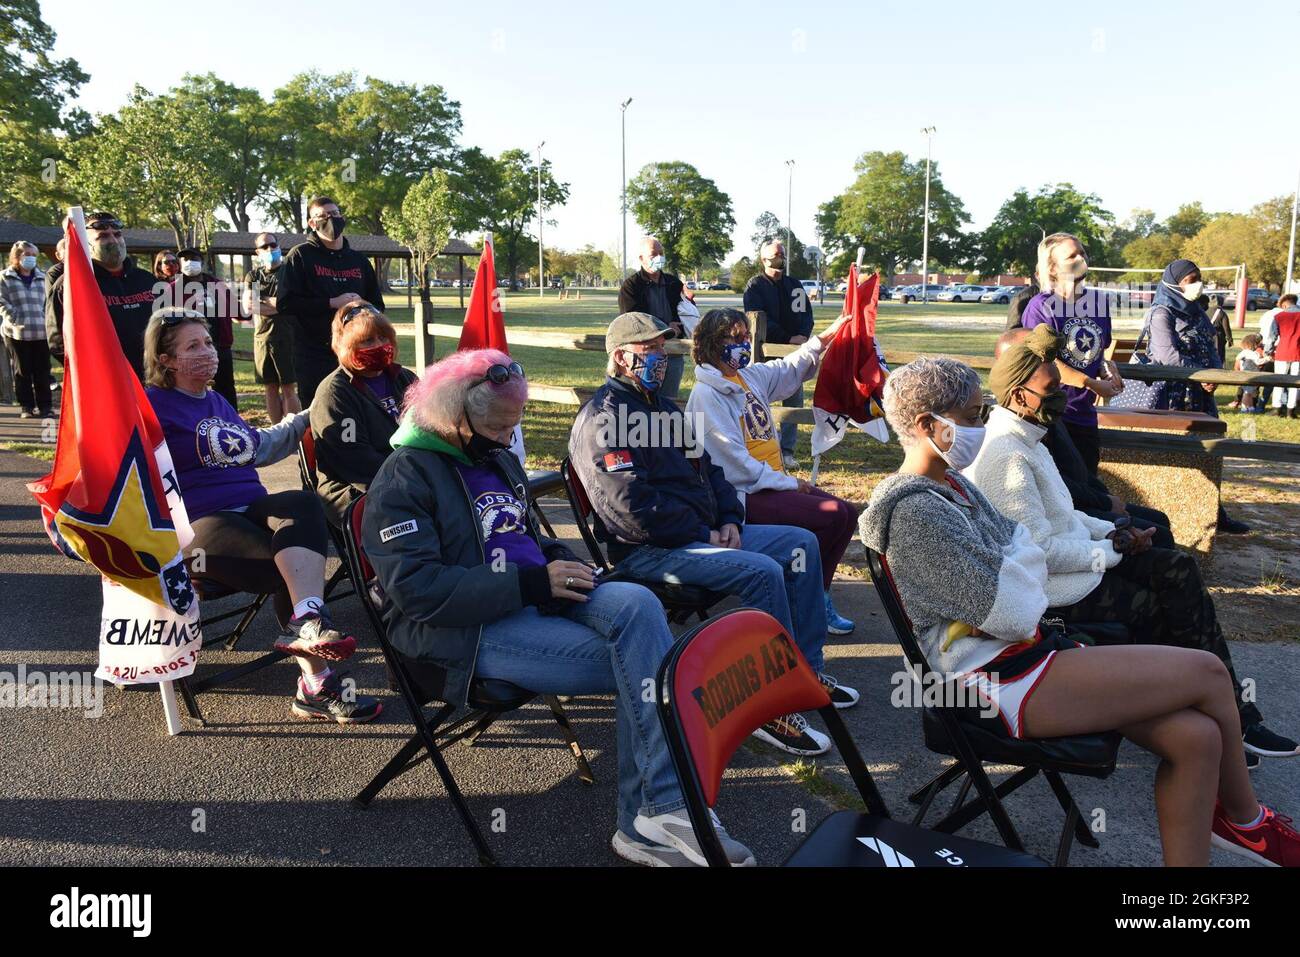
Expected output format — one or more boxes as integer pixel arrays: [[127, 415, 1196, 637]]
[[574, 244, 605, 285], [626, 161, 735, 274], [0, 0, 89, 221], [65, 85, 223, 247], [385, 170, 453, 303], [449, 148, 569, 291], [264, 71, 349, 232], [817, 150, 970, 281], [729, 255, 759, 291], [1165, 202, 1213, 242], [750, 210, 812, 278], [975, 183, 1114, 276]]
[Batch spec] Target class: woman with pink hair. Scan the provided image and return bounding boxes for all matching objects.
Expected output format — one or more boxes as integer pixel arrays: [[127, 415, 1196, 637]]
[[362, 348, 754, 867]]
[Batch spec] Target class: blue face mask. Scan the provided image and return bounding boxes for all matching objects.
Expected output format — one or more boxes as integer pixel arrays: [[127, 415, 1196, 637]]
[[722, 342, 751, 371], [260, 248, 282, 268], [627, 350, 667, 391]]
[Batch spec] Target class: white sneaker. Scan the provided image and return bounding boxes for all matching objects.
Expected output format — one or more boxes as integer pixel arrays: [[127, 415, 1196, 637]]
[[752, 712, 831, 755], [782, 451, 800, 470], [611, 830, 699, 867], [633, 810, 756, 867]]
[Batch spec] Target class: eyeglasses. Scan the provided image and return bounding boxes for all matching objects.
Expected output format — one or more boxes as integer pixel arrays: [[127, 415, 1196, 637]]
[[482, 361, 524, 384], [256, 242, 278, 250], [161, 258, 179, 266]]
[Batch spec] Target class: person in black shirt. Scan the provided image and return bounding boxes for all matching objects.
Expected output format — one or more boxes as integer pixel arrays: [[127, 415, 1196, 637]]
[[1005, 281, 1039, 329], [276, 196, 384, 406], [742, 241, 814, 467], [242, 231, 299, 421], [45, 211, 161, 381], [618, 237, 688, 398]]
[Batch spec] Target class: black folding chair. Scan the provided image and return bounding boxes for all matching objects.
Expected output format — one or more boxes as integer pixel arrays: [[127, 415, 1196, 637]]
[[341, 494, 596, 866], [864, 548, 1121, 867], [560, 457, 725, 625], [176, 579, 284, 722], [657, 607, 1048, 867], [525, 469, 564, 538], [297, 428, 356, 603]]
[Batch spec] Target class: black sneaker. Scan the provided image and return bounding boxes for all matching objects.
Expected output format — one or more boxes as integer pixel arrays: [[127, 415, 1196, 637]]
[[291, 672, 382, 724], [818, 671, 860, 709], [1244, 722, 1300, 759], [1246, 750, 1260, 771], [1219, 514, 1251, 535], [275, 607, 357, 661], [752, 712, 830, 755]]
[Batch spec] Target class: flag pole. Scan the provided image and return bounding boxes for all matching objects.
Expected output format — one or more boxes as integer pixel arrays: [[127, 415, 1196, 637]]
[[69, 205, 185, 736]]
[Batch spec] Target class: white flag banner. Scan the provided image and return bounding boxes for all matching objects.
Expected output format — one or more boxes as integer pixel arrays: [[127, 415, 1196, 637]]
[[811, 408, 891, 457]]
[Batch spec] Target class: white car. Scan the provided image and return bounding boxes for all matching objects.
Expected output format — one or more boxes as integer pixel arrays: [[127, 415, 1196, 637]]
[[937, 284, 987, 303], [800, 279, 824, 302], [980, 285, 1021, 304]]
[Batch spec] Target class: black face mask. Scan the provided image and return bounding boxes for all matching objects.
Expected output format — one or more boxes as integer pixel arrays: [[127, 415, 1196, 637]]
[[316, 215, 347, 241], [1020, 386, 1069, 426], [464, 429, 509, 464]]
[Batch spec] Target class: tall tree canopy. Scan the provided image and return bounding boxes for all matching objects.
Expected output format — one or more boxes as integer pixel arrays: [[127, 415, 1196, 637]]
[[975, 183, 1113, 276], [626, 161, 735, 275]]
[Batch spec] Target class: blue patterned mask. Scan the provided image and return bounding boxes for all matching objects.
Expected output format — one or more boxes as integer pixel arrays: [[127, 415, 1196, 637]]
[[722, 342, 751, 371]]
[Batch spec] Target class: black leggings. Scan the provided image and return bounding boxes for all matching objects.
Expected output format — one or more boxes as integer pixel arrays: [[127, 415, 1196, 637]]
[[187, 490, 328, 625], [214, 345, 238, 410]]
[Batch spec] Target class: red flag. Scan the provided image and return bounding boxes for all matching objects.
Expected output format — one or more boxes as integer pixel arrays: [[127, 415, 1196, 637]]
[[27, 211, 201, 684], [810, 266, 890, 455], [458, 236, 508, 353]]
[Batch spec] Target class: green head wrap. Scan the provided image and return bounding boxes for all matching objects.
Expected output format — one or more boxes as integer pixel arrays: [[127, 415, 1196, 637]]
[[990, 324, 1064, 406]]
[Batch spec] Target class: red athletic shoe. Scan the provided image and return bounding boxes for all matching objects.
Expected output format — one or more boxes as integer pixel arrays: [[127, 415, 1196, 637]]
[[274, 611, 357, 662], [1211, 803, 1300, 867]]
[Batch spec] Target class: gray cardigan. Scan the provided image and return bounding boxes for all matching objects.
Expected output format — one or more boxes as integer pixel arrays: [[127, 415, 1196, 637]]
[[859, 470, 1049, 675]]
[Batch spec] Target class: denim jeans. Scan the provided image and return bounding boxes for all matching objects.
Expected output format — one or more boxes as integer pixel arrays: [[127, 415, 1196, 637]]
[[615, 523, 827, 673], [778, 384, 804, 456], [662, 354, 685, 402], [472, 580, 683, 836]]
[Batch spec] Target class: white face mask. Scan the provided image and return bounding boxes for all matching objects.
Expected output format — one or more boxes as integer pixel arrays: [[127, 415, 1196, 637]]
[[1181, 280, 1203, 301], [180, 259, 203, 277], [645, 254, 666, 273], [926, 412, 986, 470], [20, 256, 37, 271]]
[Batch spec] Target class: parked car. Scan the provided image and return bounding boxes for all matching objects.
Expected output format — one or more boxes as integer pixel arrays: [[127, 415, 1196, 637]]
[[836, 280, 850, 293], [711, 281, 730, 291], [799, 279, 825, 302], [980, 285, 1021, 304], [1224, 287, 1278, 311], [898, 283, 948, 303], [937, 284, 987, 303]]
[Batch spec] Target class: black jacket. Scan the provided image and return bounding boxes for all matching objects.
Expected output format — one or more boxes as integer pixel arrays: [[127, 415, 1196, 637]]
[[1041, 418, 1111, 512], [276, 234, 384, 365], [619, 269, 685, 333], [45, 256, 160, 378], [741, 272, 813, 344], [309, 363, 418, 525], [567, 375, 745, 562], [363, 441, 576, 708]]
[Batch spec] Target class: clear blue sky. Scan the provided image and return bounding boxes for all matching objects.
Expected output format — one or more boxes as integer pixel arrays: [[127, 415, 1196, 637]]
[[44, 0, 1300, 264]]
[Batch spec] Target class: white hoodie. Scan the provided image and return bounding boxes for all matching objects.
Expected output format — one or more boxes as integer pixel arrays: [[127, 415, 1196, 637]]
[[686, 337, 825, 505], [963, 405, 1121, 607]]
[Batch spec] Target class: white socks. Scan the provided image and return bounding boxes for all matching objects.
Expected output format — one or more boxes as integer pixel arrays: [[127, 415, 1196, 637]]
[[292, 596, 324, 620]]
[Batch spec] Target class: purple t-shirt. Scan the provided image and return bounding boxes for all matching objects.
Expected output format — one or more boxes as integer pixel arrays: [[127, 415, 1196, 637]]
[[361, 374, 400, 421], [1021, 288, 1111, 427], [455, 463, 545, 570], [146, 386, 266, 519]]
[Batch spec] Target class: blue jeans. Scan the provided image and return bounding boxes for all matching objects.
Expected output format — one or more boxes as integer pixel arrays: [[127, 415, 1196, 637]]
[[615, 523, 827, 673], [662, 354, 685, 401], [473, 581, 683, 836], [779, 384, 804, 456]]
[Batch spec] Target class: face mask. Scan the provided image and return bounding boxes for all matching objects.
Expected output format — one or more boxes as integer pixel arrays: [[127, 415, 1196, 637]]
[[626, 350, 667, 391], [94, 241, 125, 267], [174, 350, 219, 382], [926, 412, 985, 470], [1062, 257, 1088, 280], [260, 248, 282, 268], [316, 216, 347, 241], [765, 256, 786, 272], [464, 425, 510, 464], [353, 343, 394, 372], [20, 256, 37, 271], [645, 254, 666, 273], [1181, 281, 1203, 301], [722, 342, 751, 371], [180, 260, 203, 277], [1020, 386, 1069, 426]]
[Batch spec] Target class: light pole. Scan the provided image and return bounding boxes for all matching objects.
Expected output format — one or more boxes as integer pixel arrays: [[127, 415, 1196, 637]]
[[784, 159, 795, 281], [1286, 165, 1299, 293], [536, 140, 545, 297], [621, 97, 633, 278], [919, 127, 935, 302]]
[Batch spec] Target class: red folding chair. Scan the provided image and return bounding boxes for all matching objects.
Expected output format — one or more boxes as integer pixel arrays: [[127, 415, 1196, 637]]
[[656, 607, 1048, 867]]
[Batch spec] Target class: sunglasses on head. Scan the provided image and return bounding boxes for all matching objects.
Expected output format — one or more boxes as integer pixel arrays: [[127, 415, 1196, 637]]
[[482, 361, 524, 384], [340, 304, 372, 325], [158, 309, 204, 326]]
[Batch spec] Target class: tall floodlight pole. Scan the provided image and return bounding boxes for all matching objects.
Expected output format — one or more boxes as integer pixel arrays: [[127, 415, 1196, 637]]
[[1286, 165, 1299, 293], [621, 98, 633, 278], [920, 127, 935, 302], [785, 160, 795, 272], [537, 141, 545, 298]]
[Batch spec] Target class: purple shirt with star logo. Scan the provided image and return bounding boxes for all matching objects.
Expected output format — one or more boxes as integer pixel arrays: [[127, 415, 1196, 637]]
[[1021, 288, 1111, 427], [455, 463, 546, 570], [146, 386, 267, 519]]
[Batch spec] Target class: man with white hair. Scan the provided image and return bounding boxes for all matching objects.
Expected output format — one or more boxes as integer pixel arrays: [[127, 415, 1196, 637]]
[[618, 237, 690, 398], [743, 240, 813, 468]]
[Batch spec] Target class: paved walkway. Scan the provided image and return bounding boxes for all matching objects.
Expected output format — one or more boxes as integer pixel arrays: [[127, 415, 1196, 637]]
[[1, 402, 1295, 866]]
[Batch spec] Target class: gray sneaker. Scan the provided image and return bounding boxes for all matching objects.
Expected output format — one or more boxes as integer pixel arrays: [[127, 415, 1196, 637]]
[[611, 830, 698, 867], [633, 810, 756, 867]]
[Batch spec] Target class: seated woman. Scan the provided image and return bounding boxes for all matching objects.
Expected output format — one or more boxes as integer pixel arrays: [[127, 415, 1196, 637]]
[[686, 307, 860, 635], [859, 356, 1298, 867], [362, 348, 751, 868], [144, 307, 380, 724], [309, 301, 418, 526], [965, 325, 1297, 766]]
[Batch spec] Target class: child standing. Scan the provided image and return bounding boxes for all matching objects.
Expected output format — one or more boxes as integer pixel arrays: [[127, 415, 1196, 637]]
[[1233, 334, 1265, 413]]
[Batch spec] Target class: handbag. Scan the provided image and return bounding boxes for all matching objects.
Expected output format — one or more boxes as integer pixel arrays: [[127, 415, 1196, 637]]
[[1109, 310, 1161, 410]]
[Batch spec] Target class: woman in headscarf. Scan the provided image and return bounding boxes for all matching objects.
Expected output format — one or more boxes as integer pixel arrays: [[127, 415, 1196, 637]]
[[859, 355, 1299, 866], [1145, 258, 1249, 533]]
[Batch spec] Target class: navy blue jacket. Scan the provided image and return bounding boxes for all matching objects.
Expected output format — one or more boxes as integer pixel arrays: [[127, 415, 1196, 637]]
[[741, 272, 813, 344], [568, 376, 744, 562]]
